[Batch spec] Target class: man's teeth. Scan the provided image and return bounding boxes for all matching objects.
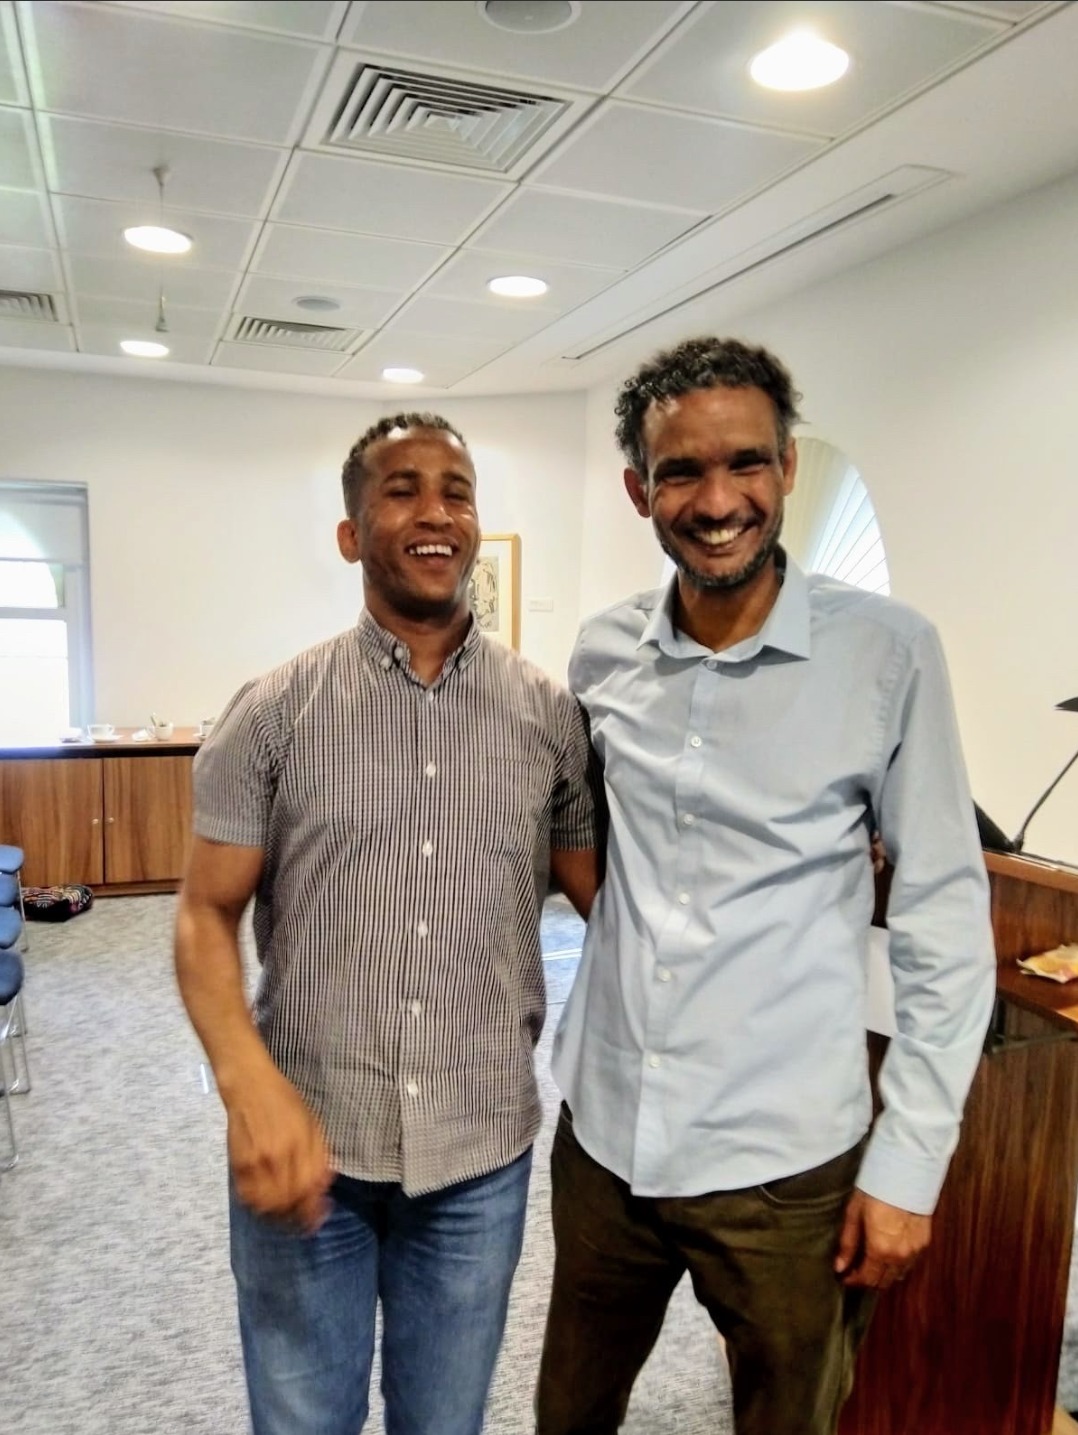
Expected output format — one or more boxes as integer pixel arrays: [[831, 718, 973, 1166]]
[[409, 544, 453, 556], [697, 526, 746, 547]]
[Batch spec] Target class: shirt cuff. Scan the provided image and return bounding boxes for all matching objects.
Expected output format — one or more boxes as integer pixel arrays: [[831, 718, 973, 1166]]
[[854, 1132, 949, 1216]]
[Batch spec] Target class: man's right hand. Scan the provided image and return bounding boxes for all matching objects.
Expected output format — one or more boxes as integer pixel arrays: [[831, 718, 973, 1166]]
[[224, 1062, 333, 1233]]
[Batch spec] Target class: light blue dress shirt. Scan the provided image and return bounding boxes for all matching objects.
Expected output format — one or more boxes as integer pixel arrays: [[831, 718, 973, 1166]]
[[554, 555, 995, 1215]]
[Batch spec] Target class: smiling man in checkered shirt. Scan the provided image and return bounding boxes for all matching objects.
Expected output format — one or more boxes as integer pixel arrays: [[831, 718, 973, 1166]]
[[174, 413, 597, 1435]]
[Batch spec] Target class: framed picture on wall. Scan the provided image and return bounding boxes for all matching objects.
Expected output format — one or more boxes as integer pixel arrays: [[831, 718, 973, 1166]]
[[468, 533, 520, 649]]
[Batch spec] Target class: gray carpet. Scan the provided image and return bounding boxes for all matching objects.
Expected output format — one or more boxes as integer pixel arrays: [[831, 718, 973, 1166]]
[[3, 894, 730, 1435]]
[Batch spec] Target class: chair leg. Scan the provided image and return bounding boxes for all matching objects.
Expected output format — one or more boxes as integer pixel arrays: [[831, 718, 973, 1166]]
[[0, 1035, 19, 1171], [3, 993, 31, 1094]]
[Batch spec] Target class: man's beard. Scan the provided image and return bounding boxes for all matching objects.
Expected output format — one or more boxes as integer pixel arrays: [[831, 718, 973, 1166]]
[[657, 508, 784, 591]]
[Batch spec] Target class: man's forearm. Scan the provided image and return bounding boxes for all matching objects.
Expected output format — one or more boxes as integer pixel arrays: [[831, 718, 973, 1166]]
[[174, 897, 276, 1103]]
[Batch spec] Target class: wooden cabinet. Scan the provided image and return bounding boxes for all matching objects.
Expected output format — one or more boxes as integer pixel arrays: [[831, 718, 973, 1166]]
[[0, 738, 197, 894]]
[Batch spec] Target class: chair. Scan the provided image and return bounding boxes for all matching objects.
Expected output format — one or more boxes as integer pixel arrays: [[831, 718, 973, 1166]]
[[0, 862, 31, 1173], [0, 844, 27, 952]]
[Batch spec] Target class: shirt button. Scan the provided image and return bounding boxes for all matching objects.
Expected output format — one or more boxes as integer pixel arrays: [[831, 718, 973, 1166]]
[[681, 813, 695, 826], [426, 691, 435, 703], [380, 655, 392, 670], [648, 1055, 661, 1069], [416, 919, 429, 938], [409, 1000, 422, 1018], [690, 735, 702, 748], [393, 645, 405, 661], [678, 891, 690, 906], [421, 839, 433, 858], [657, 967, 672, 983], [425, 761, 437, 778], [405, 1079, 419, 1097]]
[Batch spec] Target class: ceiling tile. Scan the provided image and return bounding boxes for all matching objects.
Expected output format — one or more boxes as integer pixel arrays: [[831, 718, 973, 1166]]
[[468, 188, 701, 269], [0, 4, 27, 107], [101, 2, 345, 39], [235, 273, 401, 329], [0, 189, 52, 247], [69, 254, 236, 308], [337, 332, 508, 387], [623, 1, 1003, 139], [0, 106, 37, 189], [533, 102, 823, 212], [424, 248, 622, 310], [56, 194, 257, 269], [212, 341, 352, 375], [935, 1, 1046, 18], [76, 324, 214, 363], [0, 316, 74, 350], [338, 1, 690, 91], [389, 292, 556, 343], [0, 243, 62, 291], [41, 115, 286, 217], [25, 1, 329, 144], [273, 152, 510, 244], [253, 223, 448, 290], [74, 294, 222, 337]]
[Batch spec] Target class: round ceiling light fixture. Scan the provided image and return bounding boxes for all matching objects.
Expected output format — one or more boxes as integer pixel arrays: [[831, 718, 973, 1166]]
[[478, 0, 581, 34], [749, 31, 850, 92], [123, 224, 193, 255], [488, 274, 548, 298], [294, 294, 341, 312], [120, 339, 169, 358], [382, 367, 425, 384]]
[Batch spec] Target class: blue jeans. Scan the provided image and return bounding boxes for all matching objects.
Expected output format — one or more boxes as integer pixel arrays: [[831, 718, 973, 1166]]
[[229, 1149, 532, 1435]]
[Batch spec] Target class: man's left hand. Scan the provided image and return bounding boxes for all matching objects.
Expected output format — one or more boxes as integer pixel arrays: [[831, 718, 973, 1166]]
[[834, 1189, 931, 1289]]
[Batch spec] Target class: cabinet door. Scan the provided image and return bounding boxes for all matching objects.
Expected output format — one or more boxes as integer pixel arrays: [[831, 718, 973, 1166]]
[[103, 755, 194, 884], [0, 758, 104, 886]]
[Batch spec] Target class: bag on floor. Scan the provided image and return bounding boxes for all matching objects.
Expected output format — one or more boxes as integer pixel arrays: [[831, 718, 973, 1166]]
[[22, 884, 94, 922]]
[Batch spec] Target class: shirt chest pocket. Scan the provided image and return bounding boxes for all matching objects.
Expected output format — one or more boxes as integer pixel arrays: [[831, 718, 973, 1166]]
[[471, 752, 551, 858]]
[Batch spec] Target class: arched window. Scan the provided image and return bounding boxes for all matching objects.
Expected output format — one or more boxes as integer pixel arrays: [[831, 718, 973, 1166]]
[[783, 438, 890, 595]]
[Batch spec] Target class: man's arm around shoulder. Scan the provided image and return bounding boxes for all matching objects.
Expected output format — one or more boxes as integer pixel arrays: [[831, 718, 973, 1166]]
[[175, 837, 332, 1231]]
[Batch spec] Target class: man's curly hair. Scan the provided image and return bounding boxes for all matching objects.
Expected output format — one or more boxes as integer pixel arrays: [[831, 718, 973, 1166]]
[[614, 337, 802, 477], [341, 412, 467, 517]]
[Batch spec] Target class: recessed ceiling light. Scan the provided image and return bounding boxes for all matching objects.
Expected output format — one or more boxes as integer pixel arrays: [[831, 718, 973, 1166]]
[[382, 367, 425, 384], [120, 339, 169, 358], [294, 295, 341, 312], [123, 224, 193, 255], [488, 274, 548, 298], [749, 31, 850, 92], [478, 0, 581, 35]]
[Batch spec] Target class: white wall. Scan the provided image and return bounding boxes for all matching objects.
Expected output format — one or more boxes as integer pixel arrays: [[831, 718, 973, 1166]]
[[580, 168, 1078, 864], [0, 372, 586, 723]]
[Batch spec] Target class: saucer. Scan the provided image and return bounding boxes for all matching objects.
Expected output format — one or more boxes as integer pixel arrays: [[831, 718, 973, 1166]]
[[90, 734, 120, 744]]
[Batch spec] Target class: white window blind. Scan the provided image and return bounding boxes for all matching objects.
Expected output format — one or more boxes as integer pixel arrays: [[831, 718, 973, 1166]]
[[783, 438, 890, 595]]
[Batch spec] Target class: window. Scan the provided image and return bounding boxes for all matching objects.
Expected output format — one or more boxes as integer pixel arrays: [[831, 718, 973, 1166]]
[[0, 482, 92, 743], [783, 438, 890, 595]]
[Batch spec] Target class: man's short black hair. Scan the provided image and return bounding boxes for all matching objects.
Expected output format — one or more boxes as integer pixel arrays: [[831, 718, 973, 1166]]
[[341, 412, 467, 518], [614, 337, 802, 476]]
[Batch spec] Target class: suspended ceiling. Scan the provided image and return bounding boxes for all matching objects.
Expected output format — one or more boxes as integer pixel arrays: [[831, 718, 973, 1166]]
[[0, 0, 1076, 398]]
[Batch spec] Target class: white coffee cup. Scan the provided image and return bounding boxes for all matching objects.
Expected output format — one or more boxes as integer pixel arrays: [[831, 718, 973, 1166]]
[[198, 717, 216, 739], [88, 723, 115, 740], [153, 721, 174, 741]]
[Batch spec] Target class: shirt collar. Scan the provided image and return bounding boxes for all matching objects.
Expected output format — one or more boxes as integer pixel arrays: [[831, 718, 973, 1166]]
[[355, 607, 484, 673], [639, 549, 811, 663]]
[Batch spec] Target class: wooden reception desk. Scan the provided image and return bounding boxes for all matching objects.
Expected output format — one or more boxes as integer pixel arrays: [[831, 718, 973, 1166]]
[[841, 852, 1078, 1435]]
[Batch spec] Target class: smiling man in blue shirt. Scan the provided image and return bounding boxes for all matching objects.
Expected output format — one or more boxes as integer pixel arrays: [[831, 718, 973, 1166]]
[[535, 337, 995, 1435]]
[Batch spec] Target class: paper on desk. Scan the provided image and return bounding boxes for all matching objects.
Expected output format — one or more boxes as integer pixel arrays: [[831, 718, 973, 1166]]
[[1017, 945, 1078, 983]]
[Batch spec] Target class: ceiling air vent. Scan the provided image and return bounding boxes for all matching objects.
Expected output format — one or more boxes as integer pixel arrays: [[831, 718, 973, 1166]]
[[0, 290, 58, 321], [324, 63, 567, 173], [231, 316, 361, 352]]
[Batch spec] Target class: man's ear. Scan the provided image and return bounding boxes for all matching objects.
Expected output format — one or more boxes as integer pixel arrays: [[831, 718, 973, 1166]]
[[337, 517, 362, 565], [623, 468, 652, 518], [781, 440, 797, 497]]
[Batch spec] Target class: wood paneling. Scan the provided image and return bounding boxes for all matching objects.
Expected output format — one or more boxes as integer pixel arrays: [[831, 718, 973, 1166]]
[[842, 856, 1078, 1435], [103, 756, 193, 884], [0, 757, 103, 885]]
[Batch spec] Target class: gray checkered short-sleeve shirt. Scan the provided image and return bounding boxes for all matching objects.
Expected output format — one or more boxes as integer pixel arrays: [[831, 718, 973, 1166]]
[[193, 611, 596, 1195]]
